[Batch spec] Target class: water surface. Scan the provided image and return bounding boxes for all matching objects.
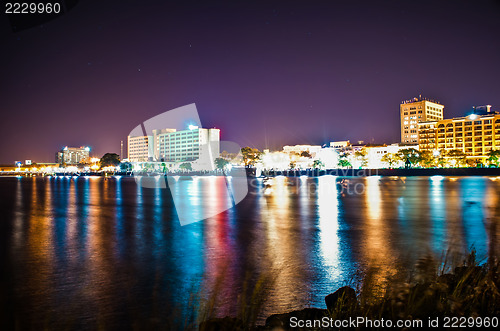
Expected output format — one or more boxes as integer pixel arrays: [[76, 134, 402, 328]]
[[1, 175, 499, 328]]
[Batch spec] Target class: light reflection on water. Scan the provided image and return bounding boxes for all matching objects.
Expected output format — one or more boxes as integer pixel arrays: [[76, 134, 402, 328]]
[[362, 176, 398, 287], [1, 175, 500, 328]]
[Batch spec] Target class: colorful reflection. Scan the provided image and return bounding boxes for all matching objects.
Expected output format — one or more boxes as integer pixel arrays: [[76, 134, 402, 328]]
[[459, 178, 489, 258], [362, 176, 398, 288], [316, 176, 341, 281], [259, 176, 309, 311], [1, 175, 499, 329]]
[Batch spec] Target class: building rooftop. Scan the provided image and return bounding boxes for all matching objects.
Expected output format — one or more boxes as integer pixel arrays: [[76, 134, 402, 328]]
[[418, 111, 500, 125], [471, 105, 498, 116], [401, 95, 442, 105]]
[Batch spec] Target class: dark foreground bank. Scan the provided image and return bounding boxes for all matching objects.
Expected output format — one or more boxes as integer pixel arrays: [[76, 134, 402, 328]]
[[200, 251, 500, 330]]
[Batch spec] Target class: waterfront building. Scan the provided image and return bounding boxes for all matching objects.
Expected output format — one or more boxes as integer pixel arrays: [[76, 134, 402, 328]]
[[152, 126, 220, 163], [472, 105, 494, 115], [128, 125, 220, 170], [401, 96, 444, 144], [365, 143, 418, 169], [329, 141, 351, 150], [282, 145, 322, 157], [56, 146, 90, 165], [314, 148, 339, 168], [418, 111, 500, 163], [127, 135, 153, 162], [261, 150, 291, 170]]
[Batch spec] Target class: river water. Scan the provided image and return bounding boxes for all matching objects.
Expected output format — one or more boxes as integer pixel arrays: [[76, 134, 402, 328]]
[[1, 175, 499, 329]]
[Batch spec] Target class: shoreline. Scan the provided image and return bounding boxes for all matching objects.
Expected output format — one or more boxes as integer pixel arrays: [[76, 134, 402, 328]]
[[200, 255, 500, 330], [2, 167, 500, 178], [256, 167, 500, 177]]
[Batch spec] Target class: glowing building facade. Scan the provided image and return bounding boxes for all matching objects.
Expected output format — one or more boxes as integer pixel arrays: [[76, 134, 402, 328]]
[[401, 97, 444, 144], [282, 145, 322, 157], [418, 112, 500, 162], [127, 135, 153, 162], [365, 144, 418, 168], [153, 126, 220, 163], [56, 146, 90, 164]]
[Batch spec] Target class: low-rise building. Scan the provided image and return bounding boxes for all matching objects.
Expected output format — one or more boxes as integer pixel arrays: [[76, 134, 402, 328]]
[[261, 150, 291, 170], [329, 141, 351, 150], [282, 145, 322, 157], [365, 144, 418, 169]]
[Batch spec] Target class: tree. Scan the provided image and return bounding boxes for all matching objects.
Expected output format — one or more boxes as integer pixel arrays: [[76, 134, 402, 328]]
[[416, 150, 435, 168], [466, 158, 478, 168], [120, 162, 132, 171], [220, 150, 238, 161], [179, 163, 192, 171], [241, 147, 262, 167], [161, 162, 168, 173], [300, 151, 312, 158], [100, 153, 121, 168], [338, 159, 352, 168], [220, 150, 243, 164], [77, 159, 91, 170], [312, 159, 324, 169], [435, 152, 447, 168], [337, 152, 352, 168], [487, 149, 500, 167], [446, 149, 467, 168], [141, 163, 153, 172], [354, 148, 368, 168], [395, 148, 420, 167], [381, 153, 398, 168], [215, 157, 230, 170]]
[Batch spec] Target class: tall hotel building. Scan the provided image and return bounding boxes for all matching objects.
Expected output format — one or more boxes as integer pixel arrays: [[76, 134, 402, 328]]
[[401, 97, 444, 144], [153, 126, 220, 162], [56, 146, 90, 164], [127, 135, 153, 162], [418, 106, 500, 162], [127, 126, 220, 164]]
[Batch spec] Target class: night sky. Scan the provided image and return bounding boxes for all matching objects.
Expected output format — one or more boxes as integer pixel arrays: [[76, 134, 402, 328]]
[[1, 0, 500, 163]]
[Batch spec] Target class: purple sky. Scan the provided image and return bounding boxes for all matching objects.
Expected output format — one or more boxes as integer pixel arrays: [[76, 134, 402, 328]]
[[1, 0, 500, 163]]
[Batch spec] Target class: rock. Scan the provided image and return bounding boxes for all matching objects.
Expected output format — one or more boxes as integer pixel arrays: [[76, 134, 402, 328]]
[[324, 286, 357, 311], [437, 273, 456, 288], [265, 308, 327, 330], [265, 314, 286, 329]]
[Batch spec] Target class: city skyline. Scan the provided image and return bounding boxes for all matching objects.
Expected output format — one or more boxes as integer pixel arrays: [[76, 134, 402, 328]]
[[2, 2, 500, 329], [2, 0, 500, 163], [3, 95, 497, 165]]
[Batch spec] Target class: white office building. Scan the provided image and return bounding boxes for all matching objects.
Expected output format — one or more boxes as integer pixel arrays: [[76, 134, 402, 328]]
[[127, 135, 154, 162], [153, 126, 219, 163], [128, 126, 220, 170]]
